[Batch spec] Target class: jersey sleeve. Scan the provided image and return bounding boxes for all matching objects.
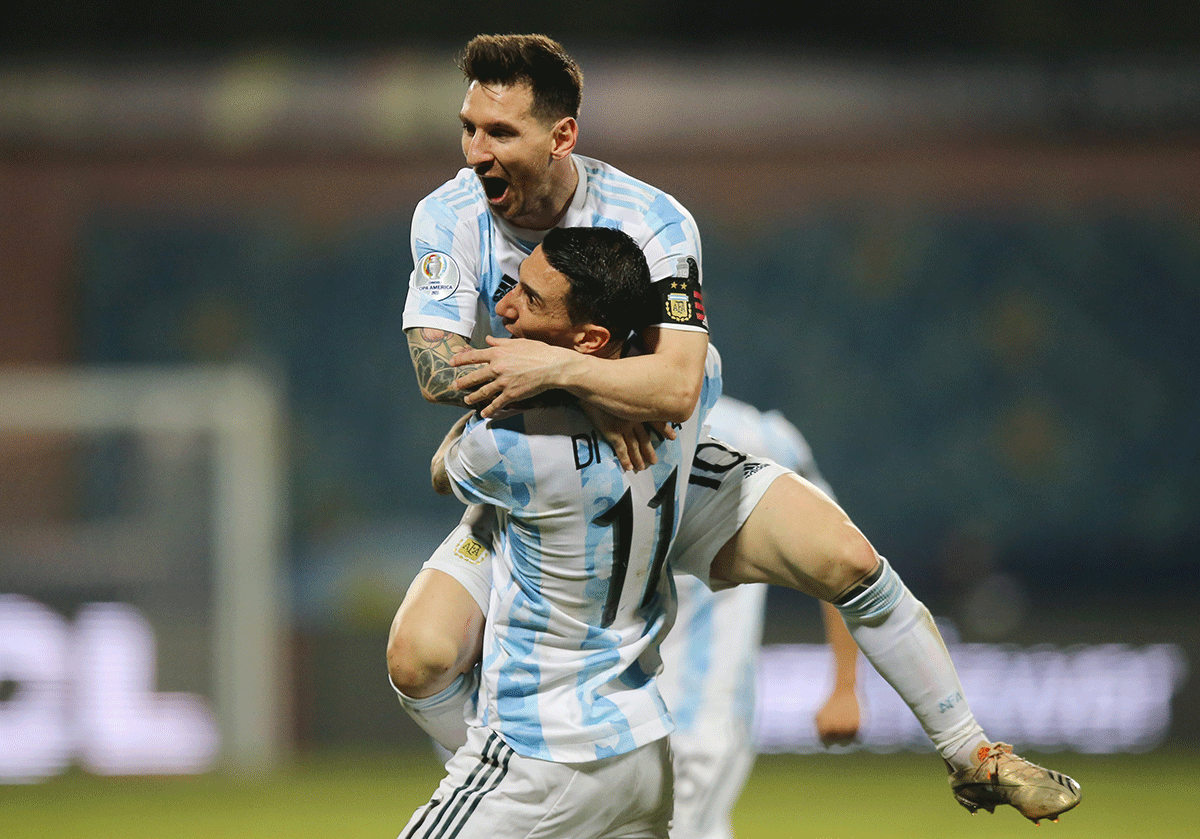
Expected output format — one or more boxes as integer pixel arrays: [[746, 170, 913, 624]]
[[403, 181, 486, 338], [643, 194, 706, 333], [648, 255, 706, 331], [444, 416, 516, 510]]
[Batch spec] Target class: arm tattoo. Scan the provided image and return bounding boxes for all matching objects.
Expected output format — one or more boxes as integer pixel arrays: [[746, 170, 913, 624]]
[[406, 328, 479, 407]]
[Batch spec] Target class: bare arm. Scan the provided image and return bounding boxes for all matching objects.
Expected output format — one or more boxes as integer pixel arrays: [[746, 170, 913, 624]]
[[430, 411, 474, 495], [814, 600, 862, 746], [452, 327, 708, 423], [406, 327, 484, 407]]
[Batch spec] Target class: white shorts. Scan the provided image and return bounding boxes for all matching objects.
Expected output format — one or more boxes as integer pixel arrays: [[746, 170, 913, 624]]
[[669, 436, 791, 585], [398, 725, 673, 839], [421, 504, 497, 615]]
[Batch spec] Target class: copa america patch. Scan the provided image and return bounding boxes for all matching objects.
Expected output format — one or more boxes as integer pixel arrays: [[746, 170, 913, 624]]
[[412, 251, 460, 300], [652, 256, 706, 330], [454, 537, 488, 564]]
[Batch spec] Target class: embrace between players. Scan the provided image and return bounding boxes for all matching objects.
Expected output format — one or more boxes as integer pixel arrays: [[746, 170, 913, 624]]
[[387, 34, 1082, 839]]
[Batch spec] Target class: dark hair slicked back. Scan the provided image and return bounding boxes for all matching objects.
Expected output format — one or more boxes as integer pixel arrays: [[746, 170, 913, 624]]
[[458, 34, 583, 123], [541, 227, 655, 347]]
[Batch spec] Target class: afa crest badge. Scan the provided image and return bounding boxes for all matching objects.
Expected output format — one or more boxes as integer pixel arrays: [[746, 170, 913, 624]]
[[454, 537, 488, 564], [666, 292, 693, 322], [651, 256, 706, 330]]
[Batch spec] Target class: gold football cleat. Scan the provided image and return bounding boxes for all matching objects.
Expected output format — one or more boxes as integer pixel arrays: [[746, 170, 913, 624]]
[[948, 742, 1082, 824]]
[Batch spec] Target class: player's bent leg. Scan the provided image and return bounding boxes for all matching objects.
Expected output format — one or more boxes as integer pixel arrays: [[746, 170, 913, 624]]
[[687, 450, 1083, 822], [388, 506, 494, 754], [708, 472, 879, 601], [388, 569, 485, 698], [388, 504, 495, 697], [387, 568, 485, 754]]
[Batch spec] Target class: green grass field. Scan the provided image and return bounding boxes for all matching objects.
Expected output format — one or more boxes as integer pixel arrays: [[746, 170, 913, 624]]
[[2, 749, 1193, 838]]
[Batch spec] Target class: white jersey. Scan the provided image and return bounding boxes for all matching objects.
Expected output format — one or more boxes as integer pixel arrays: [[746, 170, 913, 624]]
[[405, 155, 707, 340], [443, 348, 724, 764]]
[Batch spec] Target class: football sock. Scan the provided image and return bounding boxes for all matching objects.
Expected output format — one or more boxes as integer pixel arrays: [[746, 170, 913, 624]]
[[834, 557, 987, 771], [391, 666, 478, 755]]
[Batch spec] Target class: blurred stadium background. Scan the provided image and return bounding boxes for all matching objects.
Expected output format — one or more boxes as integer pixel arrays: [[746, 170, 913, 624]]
[[1, 2, 1198, 834]]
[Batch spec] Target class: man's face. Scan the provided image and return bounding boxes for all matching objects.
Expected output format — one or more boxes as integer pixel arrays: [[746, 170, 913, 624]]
[[496, 246, 581, 348], [460, 81, 561, 227]]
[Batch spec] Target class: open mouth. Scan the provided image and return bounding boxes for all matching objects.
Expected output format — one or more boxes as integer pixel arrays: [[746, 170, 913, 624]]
[[481, 176, 508, 202]]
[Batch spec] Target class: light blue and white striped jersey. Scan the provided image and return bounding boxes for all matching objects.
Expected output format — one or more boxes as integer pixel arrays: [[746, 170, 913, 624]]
[[405, 155, 706, 340], [444, 346, 724, 763]]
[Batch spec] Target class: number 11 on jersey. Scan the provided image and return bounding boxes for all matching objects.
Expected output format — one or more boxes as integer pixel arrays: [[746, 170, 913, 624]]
[[594, 468, 678, 627]]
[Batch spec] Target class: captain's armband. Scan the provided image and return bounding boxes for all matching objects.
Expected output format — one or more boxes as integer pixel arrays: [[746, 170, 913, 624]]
[[649, 256, 706, 331]]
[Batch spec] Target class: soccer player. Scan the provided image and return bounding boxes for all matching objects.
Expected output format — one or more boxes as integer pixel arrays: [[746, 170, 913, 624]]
[[399, 226, 720, 838], [391, 32, 709, 756], [391, 33, 1081, 825]]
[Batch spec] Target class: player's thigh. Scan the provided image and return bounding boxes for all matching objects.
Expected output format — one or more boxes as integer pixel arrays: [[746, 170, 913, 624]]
[[390, 567, 484, 657], [712, 472, 878, 600], [670, 445, 789, 585], [387, 507, 495, 683]]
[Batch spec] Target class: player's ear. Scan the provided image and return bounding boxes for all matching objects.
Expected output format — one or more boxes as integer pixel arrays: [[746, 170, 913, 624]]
[[573, 322, 611, 355], [549, 117, 577, 160]]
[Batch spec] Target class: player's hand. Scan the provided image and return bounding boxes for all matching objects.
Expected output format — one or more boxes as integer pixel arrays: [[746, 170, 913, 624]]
[[581, 403, 656, 472], [814, 686, 861, 747], [644, 421, 677, 442], [451, 336, 572, 417]]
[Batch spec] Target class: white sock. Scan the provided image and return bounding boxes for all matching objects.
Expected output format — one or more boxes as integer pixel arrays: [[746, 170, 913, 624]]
[[392, 666, 478, 755], [835, 557, 988, 771]]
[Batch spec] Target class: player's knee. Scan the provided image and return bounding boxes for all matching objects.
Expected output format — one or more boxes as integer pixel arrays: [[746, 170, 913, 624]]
[[386, 618, 461, 698], [824, 528, 881, 595]]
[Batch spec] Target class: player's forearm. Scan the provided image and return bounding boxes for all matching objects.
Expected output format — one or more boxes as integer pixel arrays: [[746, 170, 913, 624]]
[[557, 354, 696, 422], [558, 330, 706, 423], [406, 327, 477, 407], [820, 600, 859, 690]]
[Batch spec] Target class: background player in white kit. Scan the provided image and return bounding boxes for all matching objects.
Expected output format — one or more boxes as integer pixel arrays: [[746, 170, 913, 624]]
[[398, 226, 721, 839], [391, 33, 1081, 826], [658, 395, 860, 839]]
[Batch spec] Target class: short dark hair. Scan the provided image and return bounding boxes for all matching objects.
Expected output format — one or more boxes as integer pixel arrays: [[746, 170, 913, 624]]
[[541, 227, 655, 347], [457, 34, 583, 123]]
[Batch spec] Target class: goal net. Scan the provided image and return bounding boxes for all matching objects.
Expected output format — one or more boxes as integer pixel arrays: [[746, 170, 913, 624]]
[[0, 366, 287, 781]]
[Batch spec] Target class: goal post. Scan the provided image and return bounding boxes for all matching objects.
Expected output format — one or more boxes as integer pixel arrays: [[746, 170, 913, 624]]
[[0, 365, 288, 774]]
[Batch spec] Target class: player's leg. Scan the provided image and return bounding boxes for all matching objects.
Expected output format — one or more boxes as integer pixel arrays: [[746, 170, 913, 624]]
[[710, 473, 990, 764], [388, 569, 485, 698], [387, 505, 494, 752], [659, 577, 766, 839], [680, 448, 1081, 821]]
